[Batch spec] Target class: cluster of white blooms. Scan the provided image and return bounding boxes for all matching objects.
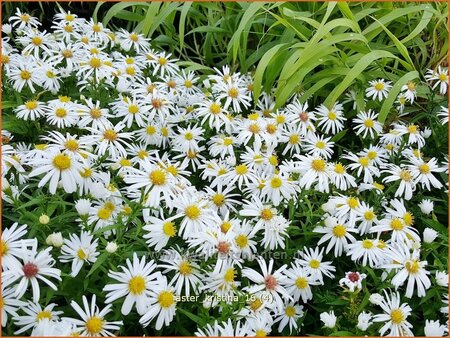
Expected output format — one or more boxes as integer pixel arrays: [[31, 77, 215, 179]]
[[1, 8, 448, 337]]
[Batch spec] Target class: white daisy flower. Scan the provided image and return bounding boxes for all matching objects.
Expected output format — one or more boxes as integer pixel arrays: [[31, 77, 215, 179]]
[[66, 294, 123, 336], [139, 276, 178, 329], [59, 231, 99, 277], [372, 290, 413, 336], [103, 253, 162, 315], [366, 79, 392, 101]]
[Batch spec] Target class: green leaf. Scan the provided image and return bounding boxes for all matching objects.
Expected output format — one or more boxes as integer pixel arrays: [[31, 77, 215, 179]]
[[228, 2, 265, 63], [323, 50, 397, 108], [86, 253, 109, 277], [179, 2, 192, 50], [378, 71, 420, 123], [252, 43, 288, 102]]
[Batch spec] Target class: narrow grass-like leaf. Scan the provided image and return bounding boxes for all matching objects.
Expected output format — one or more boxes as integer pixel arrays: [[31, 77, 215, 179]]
[[378, 71, 420, 123], [323, 50, 397, 108], [252, 43, 288, 102]]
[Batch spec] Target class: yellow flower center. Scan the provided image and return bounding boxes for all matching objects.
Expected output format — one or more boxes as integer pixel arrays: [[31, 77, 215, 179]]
[[62, 49, 73, 58], [158, 57, 167, 66], [332, 225, 346, 237], [162, 221, 176, 237], [250, 299, 263, 311], [63, 139, 79, 151], [403, 212, 414, 226], [364, 119, 374, 128], [212, 193, 225, 207], [334, 163, 345, 174], [220, 221, 232, 233], [1, 240, 8, 256], [362, 239, 373, 249], [224, 268, 236, 283], [80, 168, 92, 178], [103, 129, 117, 141], [89, 57, 101, 68], [260, 208, 274, 221], [419, 163, 430, 174], [374, 82, 385, 91], [367, 151, 377, 160], [347, 197, 359, 209], [1, 55, 10, 64], [270, 177, 282, 189], [289, 134, 300, 145], [92, 24, 101, 33], [400, 170, 412, 182], [405, 260, 420, 274], [25, 100, 38, 110], [77, 248, 87, 260], [149, 169, 166, 185], [179, 261, 192, 275], [439, 73, 448, 81], [53, 154, 71, 170], [266, 124, 277, 134], [129, 33, 139, 42], [128, 275, 146, 295], [32, 36, 42, 46], [255, 330, 267, 337], [285, 306, 296, 317], [268, 156, 278, 166], [235, 164, 248, 175], [390, 309, 404, 324], [327, 111, 336, 120], [184, 132, 194, 141], [407, 125, 418, 134], [20, 70, 31, 80], [390, 218, 404, 231], [36, 310, 52, 321], [235, 234, 248, 248], [158, 290, 175, 308], [359, 157, 370, 167], [364, 210, 375, 221], [85, 316, 104, 335], [222, 137, 233, 146], [209, 103, 221, 115], [97, 208, 112, 220], [316, 141, 326, 149], [138, 150, 148, 159], [228, 87, 239, 98], [126, 67, 135, 76], [295, 277, 308, 289], [311, 159, 326, 172], [407, 82, 416, 91], [160, 127, 169, 137], [185, 205, 200, 220], [146, 125, 156, 135], [275, 115, 285, 124], [309, 259, 320, 269], [20, 13, 30, 22], [248, 123, 260, 134]]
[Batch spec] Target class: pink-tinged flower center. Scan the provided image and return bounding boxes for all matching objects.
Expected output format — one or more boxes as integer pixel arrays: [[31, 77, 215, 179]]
[[217, 241, 230, 254], [299, 112, 309, 122], [347, 272, 359, 282], [23, 263, 39, 278], [265, 275, 278, 290]]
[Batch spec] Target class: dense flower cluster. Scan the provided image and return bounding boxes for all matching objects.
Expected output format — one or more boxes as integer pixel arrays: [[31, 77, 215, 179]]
[[1, 8, 448, 337]]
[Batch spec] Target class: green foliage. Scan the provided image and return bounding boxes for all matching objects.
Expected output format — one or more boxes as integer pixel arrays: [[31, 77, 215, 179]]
[[95, 1, 448, 116]]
